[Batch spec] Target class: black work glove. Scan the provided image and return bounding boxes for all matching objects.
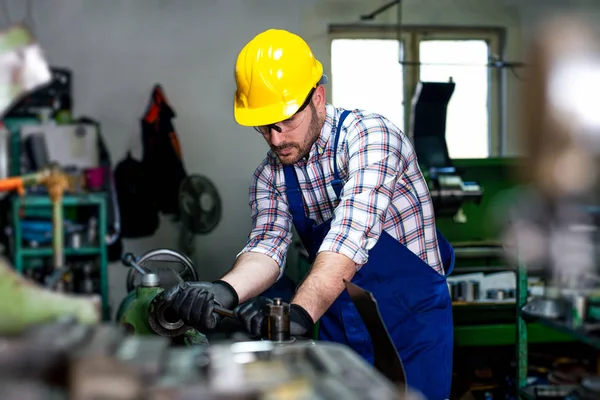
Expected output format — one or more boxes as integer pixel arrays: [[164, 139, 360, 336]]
[[164, 280, 239, 330], [235, 297, 315, 339]]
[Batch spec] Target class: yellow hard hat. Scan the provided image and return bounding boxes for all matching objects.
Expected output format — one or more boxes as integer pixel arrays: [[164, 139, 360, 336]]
[[234, 29, 324, 127]]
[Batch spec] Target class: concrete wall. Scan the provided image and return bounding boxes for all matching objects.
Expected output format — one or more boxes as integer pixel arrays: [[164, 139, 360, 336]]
[[1, 0, 594, 316]]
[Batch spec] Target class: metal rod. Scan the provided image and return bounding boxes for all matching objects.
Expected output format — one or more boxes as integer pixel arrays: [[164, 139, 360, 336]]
[[360, 0, 400, 20], [52, 199, 64, 269], [516, 249, 528, 391], [214, 306, 236, 319]]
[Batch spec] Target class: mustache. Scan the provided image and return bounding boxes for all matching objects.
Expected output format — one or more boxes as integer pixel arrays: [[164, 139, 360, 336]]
[[272, 143, 297, 152]]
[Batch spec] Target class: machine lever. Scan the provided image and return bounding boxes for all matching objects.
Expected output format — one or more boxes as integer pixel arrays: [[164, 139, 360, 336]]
[[121, 252, 149, 276]]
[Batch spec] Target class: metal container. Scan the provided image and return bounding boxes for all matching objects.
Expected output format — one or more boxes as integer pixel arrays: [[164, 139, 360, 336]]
[[566, 294, 588, 328], [459, 281, 480, 302], [450, 282, 461, 301], [70, 232, 81, 249], [487, 289, 507, 300], [522, 297, 565, 319]]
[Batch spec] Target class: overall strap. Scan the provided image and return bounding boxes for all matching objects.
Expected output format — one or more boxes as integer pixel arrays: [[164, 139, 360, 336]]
[[283, 109, 352, 228], [331, 110, 352, 197], [283, 164, 310, 234]]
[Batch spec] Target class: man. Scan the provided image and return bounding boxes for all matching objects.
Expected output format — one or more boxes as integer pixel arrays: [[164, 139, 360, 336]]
[[167, 29, 455, 400]]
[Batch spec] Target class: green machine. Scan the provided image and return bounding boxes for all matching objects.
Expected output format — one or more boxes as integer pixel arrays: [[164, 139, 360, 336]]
[[411, 81, 572, 347], [116, 248, 209, 346], [115, 174, 224, 346]]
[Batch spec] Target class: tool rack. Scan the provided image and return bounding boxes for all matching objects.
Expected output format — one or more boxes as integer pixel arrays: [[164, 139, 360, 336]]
[[9, 193, 110, 320]]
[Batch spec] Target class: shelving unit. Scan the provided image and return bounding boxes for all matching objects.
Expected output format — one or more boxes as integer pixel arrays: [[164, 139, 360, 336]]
[[10, 193, 110, 320], [516, 263, 600, 399]]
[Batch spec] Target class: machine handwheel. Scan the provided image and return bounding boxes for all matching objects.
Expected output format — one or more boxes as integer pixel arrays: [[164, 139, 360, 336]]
[[125, 248, 198, 293]]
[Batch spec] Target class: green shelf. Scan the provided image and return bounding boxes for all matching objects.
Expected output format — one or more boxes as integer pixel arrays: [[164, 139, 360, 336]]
[[522, 314, 600, 350], [454, 323, 574, 347], [10, 193, 110, 321], [21, 247, 101, 258], [14, 193, 107, 207]]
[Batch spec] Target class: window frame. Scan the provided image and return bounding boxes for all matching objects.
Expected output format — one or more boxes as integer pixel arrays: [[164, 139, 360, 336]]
[[328, 24, 506, 157]]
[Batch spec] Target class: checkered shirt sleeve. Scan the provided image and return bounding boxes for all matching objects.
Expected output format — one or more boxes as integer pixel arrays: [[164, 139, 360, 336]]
[[237, 160, 293, 271]]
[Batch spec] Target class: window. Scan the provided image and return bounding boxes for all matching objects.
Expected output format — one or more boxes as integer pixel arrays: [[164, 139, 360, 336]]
[[331, 39, 404, 131], [419, 40, 490, 159], [329, 27, 502, 158]]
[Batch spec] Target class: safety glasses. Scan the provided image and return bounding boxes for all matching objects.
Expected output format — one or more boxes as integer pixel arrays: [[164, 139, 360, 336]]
[[254, 88, 315, 134]]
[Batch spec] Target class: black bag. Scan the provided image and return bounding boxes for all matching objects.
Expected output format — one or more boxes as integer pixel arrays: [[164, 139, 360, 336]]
[[114, 152, 159, 238]]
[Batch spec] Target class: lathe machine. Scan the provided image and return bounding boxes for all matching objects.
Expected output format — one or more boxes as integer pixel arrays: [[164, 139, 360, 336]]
[[0, 247, 420, 399]]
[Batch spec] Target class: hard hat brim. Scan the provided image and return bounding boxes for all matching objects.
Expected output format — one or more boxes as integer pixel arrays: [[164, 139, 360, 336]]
[[234, 98, 303, 127]]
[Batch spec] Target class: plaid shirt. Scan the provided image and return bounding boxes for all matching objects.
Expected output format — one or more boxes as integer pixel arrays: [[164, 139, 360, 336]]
[[239, 104, 443, 274]]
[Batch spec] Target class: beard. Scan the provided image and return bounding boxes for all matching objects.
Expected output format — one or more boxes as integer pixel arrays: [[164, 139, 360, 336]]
[[272, 103, 323, 165]]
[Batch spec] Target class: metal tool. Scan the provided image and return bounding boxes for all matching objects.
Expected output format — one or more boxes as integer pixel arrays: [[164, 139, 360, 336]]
[[214, 306, 236, 319], [121, 252, 149, 276]]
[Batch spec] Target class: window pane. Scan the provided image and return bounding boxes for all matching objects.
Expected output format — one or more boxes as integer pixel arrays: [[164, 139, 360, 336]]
[[419, 40, 489, 158], [331, 39, 404, 131]]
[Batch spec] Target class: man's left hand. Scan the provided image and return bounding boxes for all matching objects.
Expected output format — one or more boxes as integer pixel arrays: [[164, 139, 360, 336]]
[[235, 297, 315, 338]]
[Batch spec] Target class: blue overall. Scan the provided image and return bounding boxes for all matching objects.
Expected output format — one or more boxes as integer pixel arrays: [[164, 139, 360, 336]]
[[282, 110, 455, 400]]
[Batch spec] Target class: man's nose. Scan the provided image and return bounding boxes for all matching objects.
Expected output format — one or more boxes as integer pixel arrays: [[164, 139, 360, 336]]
[[269, 129, 285, 147]]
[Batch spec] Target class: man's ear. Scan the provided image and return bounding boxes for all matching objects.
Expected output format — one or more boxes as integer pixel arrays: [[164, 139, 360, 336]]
[[313, 85, 327, 108]]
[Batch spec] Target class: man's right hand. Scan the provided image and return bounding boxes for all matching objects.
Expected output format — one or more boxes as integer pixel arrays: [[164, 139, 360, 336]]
[[164, 280, 239, 330]]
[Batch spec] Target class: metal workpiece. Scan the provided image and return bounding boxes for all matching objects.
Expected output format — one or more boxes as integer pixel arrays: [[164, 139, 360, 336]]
[[266, 297, 292, 343]]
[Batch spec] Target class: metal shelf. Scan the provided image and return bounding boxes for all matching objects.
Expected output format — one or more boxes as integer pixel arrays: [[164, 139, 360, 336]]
[[516, 263, 599, 398]]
